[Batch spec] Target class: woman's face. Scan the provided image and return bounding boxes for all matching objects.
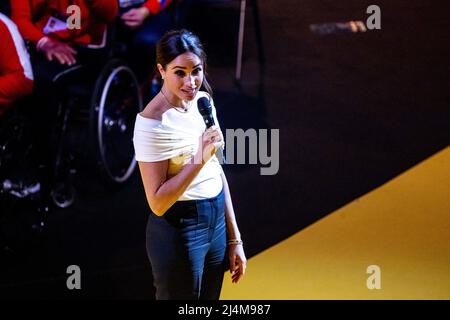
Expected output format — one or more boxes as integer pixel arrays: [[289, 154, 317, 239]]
[[158, 52, 204, 103]]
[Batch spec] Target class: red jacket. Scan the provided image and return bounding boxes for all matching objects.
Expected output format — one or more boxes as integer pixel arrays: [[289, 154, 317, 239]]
[[143, 0, 173, 15], [0, 13, 34, 114], [11, 0, 118, 46]]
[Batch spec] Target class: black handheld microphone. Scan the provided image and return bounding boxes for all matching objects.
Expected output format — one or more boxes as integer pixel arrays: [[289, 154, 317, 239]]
[[197, 97, 215, 128], [197, 97, 226, 164]]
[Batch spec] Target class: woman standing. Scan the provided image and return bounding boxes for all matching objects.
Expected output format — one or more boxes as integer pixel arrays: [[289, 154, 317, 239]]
[[133, 29, 246, 300]]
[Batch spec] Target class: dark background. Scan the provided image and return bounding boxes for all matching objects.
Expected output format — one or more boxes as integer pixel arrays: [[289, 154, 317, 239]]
[[0, 0, 449, 299]]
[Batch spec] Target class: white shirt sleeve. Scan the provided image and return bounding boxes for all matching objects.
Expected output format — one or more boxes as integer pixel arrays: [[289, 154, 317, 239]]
[[133, 116, 197, 162]]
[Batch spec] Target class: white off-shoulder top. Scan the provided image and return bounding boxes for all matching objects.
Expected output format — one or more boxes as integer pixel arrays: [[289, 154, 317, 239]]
[[133, 91, 223, 200]]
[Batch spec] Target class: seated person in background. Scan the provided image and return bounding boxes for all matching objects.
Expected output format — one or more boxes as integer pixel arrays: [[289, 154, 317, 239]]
[[10, 0, 118, 124], [0, 12, 33, 117], [118, 0, 190, 97], [11, 0, 118, 83], [120, 0, 175, 30], [10, 0, 118, 199], [0, 13, 37, 198]]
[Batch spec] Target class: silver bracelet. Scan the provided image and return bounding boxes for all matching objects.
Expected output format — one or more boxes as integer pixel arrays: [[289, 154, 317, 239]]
[[227, 239, 243, 245]]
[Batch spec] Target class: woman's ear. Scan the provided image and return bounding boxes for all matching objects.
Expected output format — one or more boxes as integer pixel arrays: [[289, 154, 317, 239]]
[[157, 64, 165, 80]]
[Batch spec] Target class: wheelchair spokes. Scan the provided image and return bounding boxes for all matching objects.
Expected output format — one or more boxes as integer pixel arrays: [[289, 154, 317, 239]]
[[92, 62, 143, 185]]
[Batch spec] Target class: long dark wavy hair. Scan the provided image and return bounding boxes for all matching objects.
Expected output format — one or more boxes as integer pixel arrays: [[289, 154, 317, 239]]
[[156, 29, 213, 98]]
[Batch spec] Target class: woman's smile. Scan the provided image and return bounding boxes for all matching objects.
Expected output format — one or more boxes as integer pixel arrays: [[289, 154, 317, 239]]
[[181, 88, 197, 99]]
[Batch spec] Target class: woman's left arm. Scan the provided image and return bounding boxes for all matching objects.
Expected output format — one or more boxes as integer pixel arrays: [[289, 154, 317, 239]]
[[220, 169, 247, 283]]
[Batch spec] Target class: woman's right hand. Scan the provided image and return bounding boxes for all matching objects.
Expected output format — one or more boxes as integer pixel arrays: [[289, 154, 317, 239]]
[[194, 126, 224, 164]]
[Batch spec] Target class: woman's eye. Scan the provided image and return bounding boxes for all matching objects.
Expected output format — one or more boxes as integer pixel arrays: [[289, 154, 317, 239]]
[[192, 68, 202, 75], [175, 71, 185, 77]]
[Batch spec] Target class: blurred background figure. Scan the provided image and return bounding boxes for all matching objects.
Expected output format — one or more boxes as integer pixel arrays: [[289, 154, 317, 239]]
[[117, 0, 192, 99], [0, 12, 38, 227], [11, 0, 118, 88], [0, 12, 33, 117], [10, 0, 118, 125], [9, 0, 119, 207]]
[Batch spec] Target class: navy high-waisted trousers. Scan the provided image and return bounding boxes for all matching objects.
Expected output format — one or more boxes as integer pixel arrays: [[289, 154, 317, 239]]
[[146, 188, 227, 300]]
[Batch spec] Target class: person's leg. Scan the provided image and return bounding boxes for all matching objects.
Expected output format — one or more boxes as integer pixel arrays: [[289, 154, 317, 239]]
[[31, 45, 107, 148], [197, 191, 228, 300], [30, 58, 75, 196], [73, 46, 108, 70], [146, 201, 209, 300], [199, 217, 227, 300], [30, 47, 105, 203]]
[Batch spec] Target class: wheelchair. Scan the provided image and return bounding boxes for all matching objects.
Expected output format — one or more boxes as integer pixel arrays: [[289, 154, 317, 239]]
[[42, 29, 144, 209], [50, 56, 143, 208], [0, 29, 143, 253]]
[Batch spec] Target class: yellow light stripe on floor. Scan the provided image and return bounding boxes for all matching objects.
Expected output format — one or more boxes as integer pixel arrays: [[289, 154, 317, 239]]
[[221, 146, 450, 300]]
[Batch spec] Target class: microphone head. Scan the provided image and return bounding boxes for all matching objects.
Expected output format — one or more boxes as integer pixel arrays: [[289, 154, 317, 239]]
[[197, 97, 212, 116], [197, 97, 215, 128]]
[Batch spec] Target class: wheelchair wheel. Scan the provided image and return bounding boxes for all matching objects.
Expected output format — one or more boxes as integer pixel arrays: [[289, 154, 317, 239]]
[[90, 59, 143, 185]]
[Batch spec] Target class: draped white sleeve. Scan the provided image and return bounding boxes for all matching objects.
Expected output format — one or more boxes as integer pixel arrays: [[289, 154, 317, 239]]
[[133, 117, 198, 163], [132, 91, 224, 200]]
